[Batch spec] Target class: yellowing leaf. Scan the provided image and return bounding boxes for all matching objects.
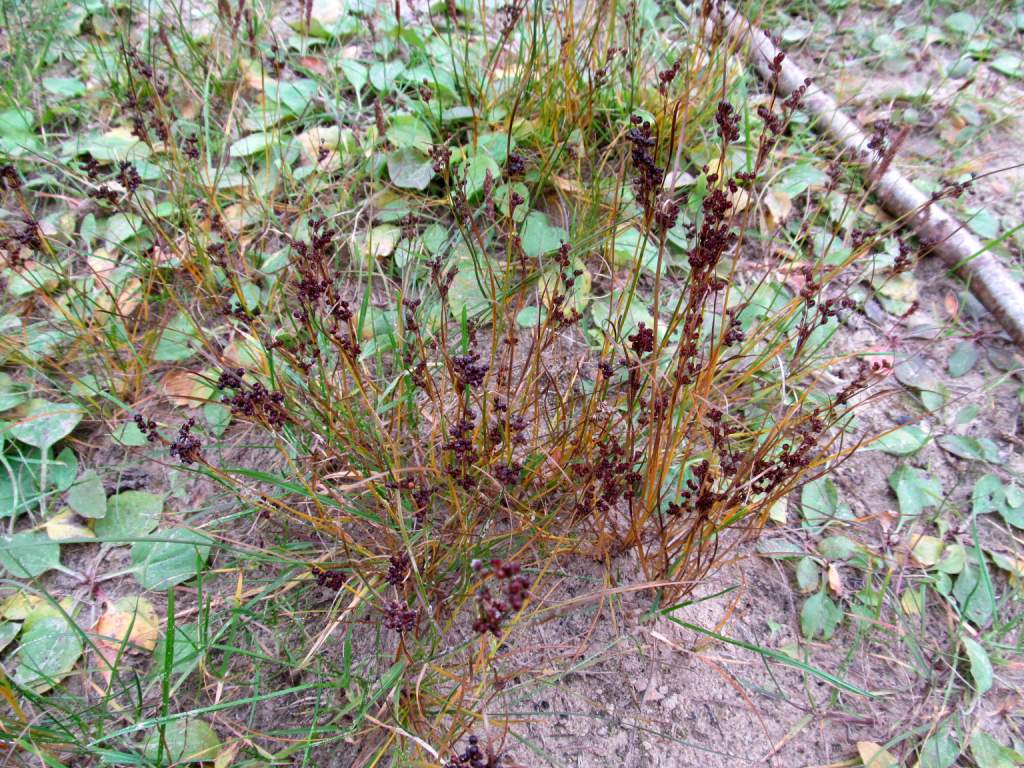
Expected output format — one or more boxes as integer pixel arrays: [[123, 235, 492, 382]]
[[858, 740, 899, 768], [44, 509, 95, 541], [911, 534, 944, 567], [93, 596, 159, 665]]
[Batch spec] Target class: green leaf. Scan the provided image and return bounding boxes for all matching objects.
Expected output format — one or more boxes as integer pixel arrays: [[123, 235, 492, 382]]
[[800, 477, 850, 531], [83, 129, 150, 162], [387, 148, 435, 191], [0, 372, 29, 411], [0, 531, 61, 577], [229, 132, 277, 157], [42, 77, 86, 98], [888, 465, 943, 520], [962, 636, 993, 694], [515, 306, 546, 328], [386, 114, 432, 151], [131, 528, 212, 590], [105, 212, 143, 245], [778, 163, 828, 196], [945, 11, 978, 34], [939, 435, 1000, 462], [50, 447, 78, 493], [795, 557, 820, 592], [872, 425, 929, 456], [8, 399, 82, 448], [972, 475, 1005, 516], [954, 561, 994, 626], [13, 615, 83, 693], [369, 60, 406, 92], [919, 730, 960, 768], [462, 153, 500, 201], [970, 732, 1021, 768], [990, 54, 1023, 79], [947, 341, 979, 377], [340, 59, 368, 91], [143, 718, 220, 763], [448, 261, 495, 318], [521, 212, 568, 258], [94, 491, 163, 541], [0, 621, 20, 653], [0, 107, 32, 138], [154, 314, 197, 362], [801, 589, 842, 640]]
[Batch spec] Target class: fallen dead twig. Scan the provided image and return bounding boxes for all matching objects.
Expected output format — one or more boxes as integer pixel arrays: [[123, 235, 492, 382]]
[[714, 1, 1024, 348]]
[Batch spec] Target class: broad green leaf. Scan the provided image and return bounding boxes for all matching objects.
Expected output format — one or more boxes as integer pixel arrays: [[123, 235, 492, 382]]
[[954, 562, 994, 626], [0, 621, 20, 653], [0, 531, 61, 577], [778, 163, 828, 196], [972, 475, 1005, 516], [42, 77, 86, 98], [938, 435, 1000, 462], [229, 132, 277, 158], [521, 211, 567, 258], [918, 730, 960, 768], [50, 447, 78, 492], [340, 59, 368, 91], [94, 491, 164, 541], [143, 718, 220, 763], [369, 60, 406, 92], [801, 588, 842, 640], [386, 114, 431, 151], [448, 261, 495, 318], [0, 372, 29, 411], [387, 148, 434, 191], [131, 528, 212, 590], [872, 425, 929, 456], [800, 477, 850, 531], [962, 636, 993, 694], [515, 306, 546, 328], [888, 465, 943, 520], [13, 615, 83, 693], [154, 314, 197, 362], [795, 557, 820, 592], [104, 212, 143, 245], [83, 128, 151, 162], [970, 732, 1022, 768], [945, 11, 978, 34], [8, 399, 82, 448], [66, 469, 107, 518], [947, 341, 979, 377], [911, 535, 944, 567], [462, 153, 500, 201]]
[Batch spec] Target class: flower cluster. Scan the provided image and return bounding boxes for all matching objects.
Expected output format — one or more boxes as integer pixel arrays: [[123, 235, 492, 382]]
[[471, 559, 530, 637], [383, 600, 417, 633], [169, 418, 203, 464], [444, 735, 503, 768]]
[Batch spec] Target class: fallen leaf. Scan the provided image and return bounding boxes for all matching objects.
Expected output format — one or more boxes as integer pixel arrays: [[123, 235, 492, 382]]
[[827, 563, 845, 597], [857, 740, 899, 767], [162, 370, 211, 408], [93, 596, 159, 675], [44, 509, 95, 541]]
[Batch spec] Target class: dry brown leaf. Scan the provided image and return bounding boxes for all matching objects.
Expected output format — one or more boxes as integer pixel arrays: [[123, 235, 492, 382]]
[[763, 189, 792, 230], [827, 563, 845, 597], [162, 370, 210, 408]]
